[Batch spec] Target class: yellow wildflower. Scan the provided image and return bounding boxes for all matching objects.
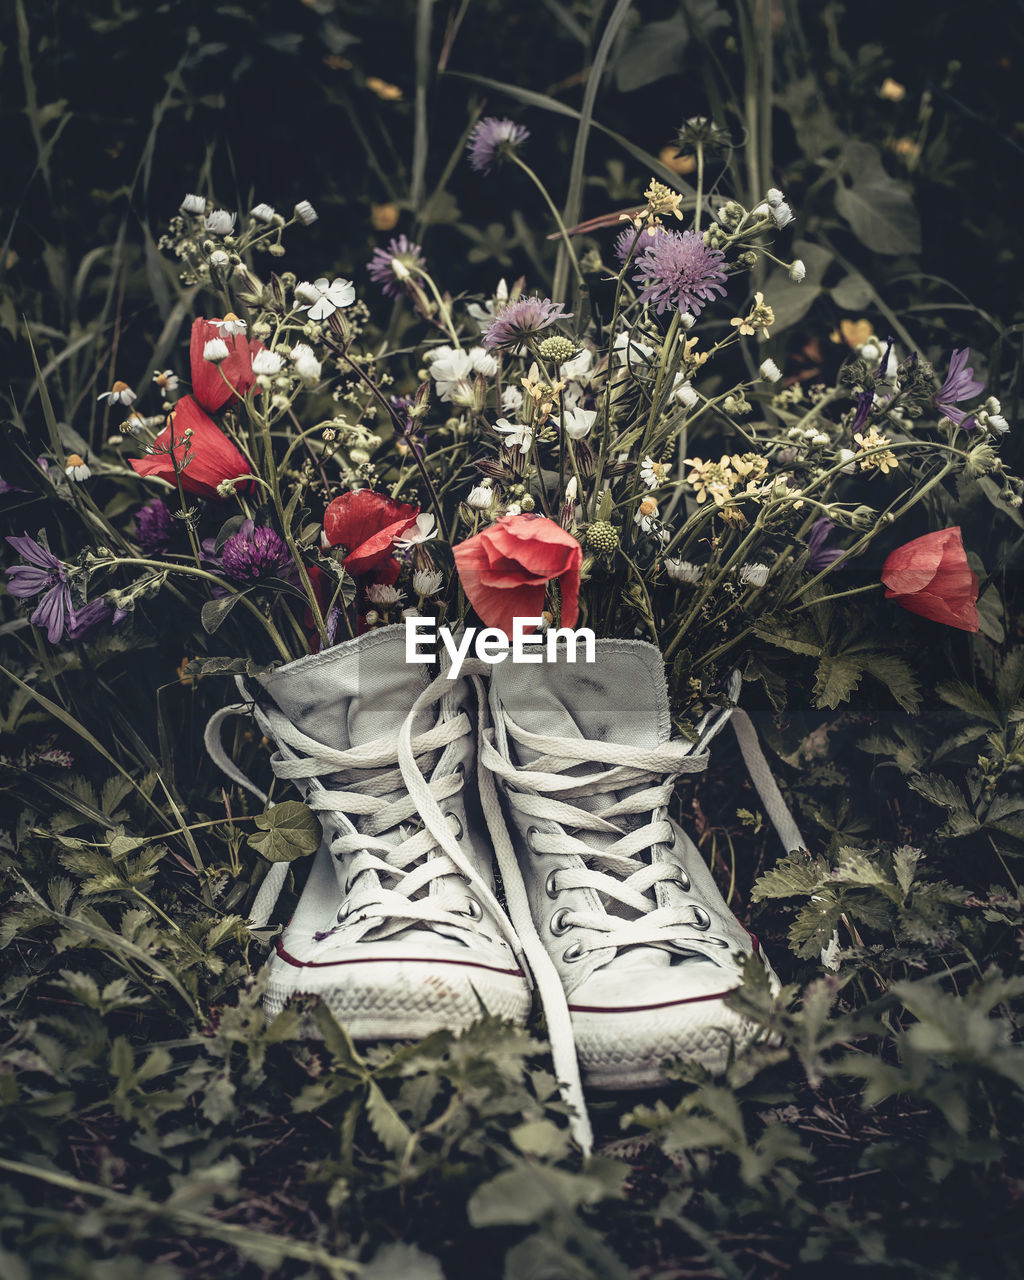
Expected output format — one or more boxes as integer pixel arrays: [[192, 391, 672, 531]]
[[683, 455, 737, 506], [854, 427, 899, 475]]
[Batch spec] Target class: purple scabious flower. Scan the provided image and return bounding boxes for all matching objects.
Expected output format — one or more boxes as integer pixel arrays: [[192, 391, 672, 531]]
[[807, 519, 845, 573], [466, 117, 530, 173], [482, 296, 573, 353], [936, 347, 984, 428], [366, 235, 426, 299], [220, 521, 290, 583], [5, 534, 71, 643], [135, 497, 173, 553], [613, 224, 662, 265], [631, 229, 728, 318]]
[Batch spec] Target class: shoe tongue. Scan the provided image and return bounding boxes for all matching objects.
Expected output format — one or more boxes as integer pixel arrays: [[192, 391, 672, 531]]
[[490, 638, 671, 762], [256, 624, 431, 750]]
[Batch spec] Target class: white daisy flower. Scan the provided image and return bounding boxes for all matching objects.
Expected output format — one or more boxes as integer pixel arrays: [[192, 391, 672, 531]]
[[251, 203, 276, 223], [563, 407, 597, 440], [294, 200, 318, 226], [760, 358, 782, 383], [365, 583, 404, 606], [466, 278, 510, 329], [393, 513, 437, 550], [467, 482, 494, 510], [180, 193, 206, 215], [665, 559, 703, 584], [789, 259, 806, 283], [413, 569, 444, 596], [640, 456, 668, 489], [501, 385, 524, 415], [209, 250, 230, 269], [213, 313, 247, 337], [673, 376, 699, 409], [98, 380, 136, 406], [559, 347, 594, 382], [766, 187, 785, 207], [771, 202, 794, 229], [205, 209, 236, 236], [505, 503, 522, 516], [739, 562, 770, 587], [634, 497, 660, 533], [293, 349, 322, 384], [64, 454, 91, 482], [494, 418, 534, 454], [203, 338, 230, 363], [152, 370, 179, 392], [295, 277, 356, 322]]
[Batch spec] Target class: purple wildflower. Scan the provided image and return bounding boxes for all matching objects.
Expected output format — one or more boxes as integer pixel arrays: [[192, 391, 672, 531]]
[[391, 395, 425, 459], [135, 497, 173, 553], [851, 390, 874, 434], [807, 519, 845, 573], [5, 534, 70, 643], [466, 117, 530, 174], [366, 234, 427, 299], [936, 347, 985, 428], [220, 521, 290, 582], [482, 296, 573, 353], [613, 224, 662, 265], [66, 598, 114, 640], [632, 229, 728, 318]]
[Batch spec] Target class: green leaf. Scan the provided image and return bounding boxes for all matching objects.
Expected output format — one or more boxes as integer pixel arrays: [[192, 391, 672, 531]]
[[936, 680, 1001, 727], [834, 141, 921, 255], [858, 652, 921, 714], [365, 1081, 412, 1156], [893, 846, 921, 897], [830, 272, 874, 310], [201, 591, 249, 635], [908, 772, 970, 815], [813, 654, 863, 709], [362, 1244, 445, 1280], [762, 241, 833, 329], [248, 801, 322, 862], [613, 5, 730, 93], [468, 1165, 616, 1227], [751, 850, 828, 901]]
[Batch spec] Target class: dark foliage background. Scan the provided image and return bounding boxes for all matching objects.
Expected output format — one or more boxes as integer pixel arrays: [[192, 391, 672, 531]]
[[3, 2, 1024, 1277]]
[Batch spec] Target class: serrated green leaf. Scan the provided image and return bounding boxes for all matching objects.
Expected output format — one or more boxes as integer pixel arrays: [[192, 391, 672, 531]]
[[908, 772, 970, 815], [751, 850, 828, 901], [248, 801, 321, 863], [813, 653, 862, 709]]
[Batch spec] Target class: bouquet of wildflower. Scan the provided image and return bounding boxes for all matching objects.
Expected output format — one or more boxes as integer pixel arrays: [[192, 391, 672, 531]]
[[8, 114, 1008, 735]]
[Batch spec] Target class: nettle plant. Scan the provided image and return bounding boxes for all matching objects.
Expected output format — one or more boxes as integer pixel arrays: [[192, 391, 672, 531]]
[[4, 117, 1017, 724]]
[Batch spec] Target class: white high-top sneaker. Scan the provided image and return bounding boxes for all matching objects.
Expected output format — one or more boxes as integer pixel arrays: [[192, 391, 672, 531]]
[[483, 639, 788, 1089], [206, 625, 531, 1038]]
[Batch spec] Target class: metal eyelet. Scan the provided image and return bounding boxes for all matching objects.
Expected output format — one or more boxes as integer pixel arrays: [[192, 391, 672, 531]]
[[457, 898, 482, 921], [451, 761, 465, 781], [672, 870, 691, 892], [550, 908, 571, 936], [344, 870, 358, 893], [692, 906, 711, 930], [526, 825, 542, 853], [336, 903, 352, 923], [707, 935, 730, 948], [444, 810, 464, 840], [562, 942, 584, 963], [544, 869, 559, 898]]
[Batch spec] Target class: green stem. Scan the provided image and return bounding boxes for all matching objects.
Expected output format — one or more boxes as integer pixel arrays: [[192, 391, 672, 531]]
[[509, 152, 583, 290]]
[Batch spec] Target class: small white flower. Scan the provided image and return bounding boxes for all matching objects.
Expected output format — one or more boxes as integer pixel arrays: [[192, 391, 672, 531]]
[[152, 369, 179, 392], [501, 385, 524, 415], [295, 277, 356, 322], [739, 562, 770, 587], [413, 569, 444, 596], [293, 350, 322, 384], [467, 482, 494, 509], [393, 512, 437, 550], [760, 358, 782, 383], [766, 187, 785, 207], [213, 313, 247, 336], [811, 432, 831, 447], [771, 202, 794, 229], [203, 338, 230, 363], [564, 477, 578, 505], [789, 258, 806, 283], [640, 456, 667, 489], [752, 202, 770, 219], [251, 202, 276, 223], [494, 418, 534, 454], [612, 332, 656, 368], [209, 249, 230, 269], [859, 339, 882, 363], [294, 200, 318, 226], [673, 376, 699, 409], [559, 347, 594, 382], [679, 311, 697, 330], [364, 610, 380, 626], [986, 413, 1009, 434], [181, 193, 206, 215], [837, 448, 858, 474], [665, 558, 703, 584], [365, 583, 403, 606], [505, 503, 522, 516], [64, 454, 91, 482], [205, 209, 236, 236], [252, 349, 284, 375], [563, 407, 597, 440], [466, 278, 510, 329], [634, 497, 660, 533], [98, 381, 136, 406], [986, 396, 1003, 415]]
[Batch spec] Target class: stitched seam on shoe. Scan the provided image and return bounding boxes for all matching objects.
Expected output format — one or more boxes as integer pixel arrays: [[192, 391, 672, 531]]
[[275, 937, 524, 976]]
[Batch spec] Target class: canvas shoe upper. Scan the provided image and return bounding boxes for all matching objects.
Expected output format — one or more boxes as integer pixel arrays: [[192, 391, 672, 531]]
[[483, 638, 786, 1090], [206, 624, 531, 1038]]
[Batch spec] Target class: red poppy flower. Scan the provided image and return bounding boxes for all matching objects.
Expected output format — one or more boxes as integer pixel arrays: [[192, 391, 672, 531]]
[[189, 318, 262, 413], [129, 395, 251, 500], [881, 526, 980, 632], [453, 513, 582, 637], [323, 489, 420, 576]]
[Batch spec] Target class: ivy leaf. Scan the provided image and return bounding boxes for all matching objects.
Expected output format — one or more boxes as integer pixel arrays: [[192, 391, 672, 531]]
[[248, 801, 322, 862]]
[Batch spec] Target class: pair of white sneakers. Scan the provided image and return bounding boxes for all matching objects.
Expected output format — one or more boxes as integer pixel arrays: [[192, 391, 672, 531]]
[[207, 626, 802, 1151]]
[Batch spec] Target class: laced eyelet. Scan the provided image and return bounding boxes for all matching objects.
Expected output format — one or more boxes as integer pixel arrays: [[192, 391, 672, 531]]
[[526, 825, 542, 854], [562, 942, 584, 963], [707, 935, 730, 948], [451, 761, 465, 781], [444, 810, 464, 840], [336, 903, 353, 923], [550, 908, 572, 936], [672, 869, 691, 892], [458, 898, 482, 921], [454, 702, 470, 721], [544, 869, 559, 898], [692, 906, 711, 930]]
